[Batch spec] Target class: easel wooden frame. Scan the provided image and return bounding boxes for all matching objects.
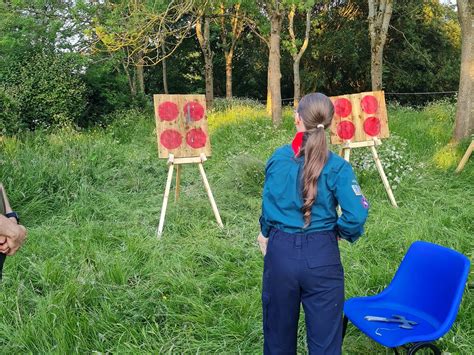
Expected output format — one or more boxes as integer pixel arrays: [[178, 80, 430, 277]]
[[455, 140, 473, 173], [157, 153, 223, 237], [340, 138, 398, 207]]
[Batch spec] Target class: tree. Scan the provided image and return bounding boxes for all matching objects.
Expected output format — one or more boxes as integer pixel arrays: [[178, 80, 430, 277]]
[[454, 0, 473, 141], [268, 1, 283, 126], [218, 1, 246, 98], [287, 1, 313, 106], [368, 0, 393, 90], [92, 0, 195, 96], [196, 7, 216, 108]]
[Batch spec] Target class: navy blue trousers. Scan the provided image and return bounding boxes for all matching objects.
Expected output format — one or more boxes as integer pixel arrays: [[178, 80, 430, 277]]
[[262, 228, 344, 355]]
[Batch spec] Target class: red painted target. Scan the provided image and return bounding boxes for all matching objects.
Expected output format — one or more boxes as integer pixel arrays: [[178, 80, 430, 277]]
[[158, 101, 179, 121], [334, 98, 352, 117], [183, 101, 205, 121], [337, 121, 355, 140], [160, 129, 182, 150], [186, 128, 207, 148], [361, 95, 379, 114], [363, 116, 381, 136]]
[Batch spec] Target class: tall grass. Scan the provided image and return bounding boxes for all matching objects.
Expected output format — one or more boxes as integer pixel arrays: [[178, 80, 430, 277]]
[[0, 102, 472, 353]]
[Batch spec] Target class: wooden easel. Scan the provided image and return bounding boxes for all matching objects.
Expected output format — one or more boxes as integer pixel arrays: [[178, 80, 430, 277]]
[[157, 153, 223, 237], [455, 140, 473, 173], [340, 138, 398, 207]]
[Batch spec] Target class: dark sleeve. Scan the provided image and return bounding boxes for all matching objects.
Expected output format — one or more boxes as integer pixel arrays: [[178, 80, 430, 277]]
[[259, 156, 274, 238], [333, 163, 369, 243]]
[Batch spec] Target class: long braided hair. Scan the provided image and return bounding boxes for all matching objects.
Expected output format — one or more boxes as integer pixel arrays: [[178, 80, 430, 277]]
[[296, 93, 334, 227]]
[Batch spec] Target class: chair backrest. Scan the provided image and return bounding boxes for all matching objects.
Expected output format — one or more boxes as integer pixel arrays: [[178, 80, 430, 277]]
[[384, 241, 470, 326]]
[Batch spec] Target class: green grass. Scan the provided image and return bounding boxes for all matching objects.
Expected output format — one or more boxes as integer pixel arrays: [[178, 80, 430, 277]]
[[0, 102, 472, 353]]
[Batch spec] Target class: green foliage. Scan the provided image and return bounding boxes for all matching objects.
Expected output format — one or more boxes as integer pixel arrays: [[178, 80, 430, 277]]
[[82, 60, 139, 126], [210, 97, 265, 112], [0, 51, 87, 133], [384, 0, 461, 104]]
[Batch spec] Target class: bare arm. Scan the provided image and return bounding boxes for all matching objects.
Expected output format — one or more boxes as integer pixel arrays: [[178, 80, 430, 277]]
[[0, 184, 27, 255]]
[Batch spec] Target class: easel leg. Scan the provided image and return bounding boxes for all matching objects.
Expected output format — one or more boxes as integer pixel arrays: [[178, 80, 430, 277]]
[[455, 140, 474, 173], [370, 145, 398, 207], [198, 163, 224, 228], [157, 163, 175, 237], [343, 148, 351, 162], [175, 165, 181, 201]]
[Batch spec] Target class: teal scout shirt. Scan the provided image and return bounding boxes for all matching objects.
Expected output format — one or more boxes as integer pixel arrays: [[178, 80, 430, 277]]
[[260, 145, 369, 242]]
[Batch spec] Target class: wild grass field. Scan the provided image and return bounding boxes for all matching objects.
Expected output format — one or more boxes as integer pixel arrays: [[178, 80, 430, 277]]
[[0, 101, 472, 353]]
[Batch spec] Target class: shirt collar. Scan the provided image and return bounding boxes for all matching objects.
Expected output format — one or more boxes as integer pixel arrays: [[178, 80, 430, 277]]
[[291, 132, 304, 156]]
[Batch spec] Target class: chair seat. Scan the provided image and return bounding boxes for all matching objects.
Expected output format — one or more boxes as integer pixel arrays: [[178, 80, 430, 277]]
[[344, 297, 442, 348]]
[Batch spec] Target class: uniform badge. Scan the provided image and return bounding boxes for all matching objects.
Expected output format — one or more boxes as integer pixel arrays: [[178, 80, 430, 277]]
[[352, 184, 362, 196], [361, 196, 369, 209]]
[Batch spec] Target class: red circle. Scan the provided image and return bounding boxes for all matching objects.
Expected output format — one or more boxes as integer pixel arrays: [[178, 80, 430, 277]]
[[186, 128, 207, 149], [337, 121, 355, 140], [160, 129, 182, 149], [158, 101, 179, 121], [361, 95, 379, 114], [183, 101, 205, 121], [363, 116, 381, 136], [334, 98, 352, 117]]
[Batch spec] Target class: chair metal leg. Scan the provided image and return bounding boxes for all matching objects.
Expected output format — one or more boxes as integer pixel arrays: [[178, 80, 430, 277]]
[[407, 342, 441, 355], [342, 315, 349, 342]]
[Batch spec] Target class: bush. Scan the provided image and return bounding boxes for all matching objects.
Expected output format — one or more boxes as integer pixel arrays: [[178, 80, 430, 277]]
[[210, 97, 264, 112], [0, 85, 23, 134], [0, 51, 87, 133]]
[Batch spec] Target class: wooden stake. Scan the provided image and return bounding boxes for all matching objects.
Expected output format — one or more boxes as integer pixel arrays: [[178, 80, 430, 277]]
[[175, 165, 181, 202], [343, 147, 351, 162], [157, 156, 175, 237], [370, 145, 398, 207], [455, 140, 473, 173], [198, 161, 224, 228]]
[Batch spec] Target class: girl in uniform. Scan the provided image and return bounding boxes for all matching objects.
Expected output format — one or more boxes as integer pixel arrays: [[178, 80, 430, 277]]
[[257, 93, 369, 354]]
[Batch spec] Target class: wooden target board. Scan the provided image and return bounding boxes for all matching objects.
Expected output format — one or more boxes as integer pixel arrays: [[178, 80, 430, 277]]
[[329, 91, 389, 145], [154, 94, 211, 159]]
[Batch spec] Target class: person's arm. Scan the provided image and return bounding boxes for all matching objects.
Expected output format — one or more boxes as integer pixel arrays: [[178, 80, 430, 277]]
[[333, 163, 369, 243], [0, 184, 27, 255], [257, 156, 275, 255]]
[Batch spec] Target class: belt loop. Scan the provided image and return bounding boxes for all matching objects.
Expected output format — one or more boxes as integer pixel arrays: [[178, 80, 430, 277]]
[[269, 227, 278, 240], [295, 234, 302, 248]]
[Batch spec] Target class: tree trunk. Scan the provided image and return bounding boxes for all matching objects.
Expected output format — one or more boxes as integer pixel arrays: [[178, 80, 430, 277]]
[[454, 0, 473, 141], [162, 42, 169, 94], [136, 51, 145, 94], [293, 59, 301, 106], [370, 45, 384, 91], [266, 63, 272, 114], [368, 0, 393, 91], [123, 63, 136, 96], [269, 9, 282, 126], [196, 16, 214, 109], [225, 49, 233, 99], [204, 53, 214, 108], [288, 5, 311, 107]]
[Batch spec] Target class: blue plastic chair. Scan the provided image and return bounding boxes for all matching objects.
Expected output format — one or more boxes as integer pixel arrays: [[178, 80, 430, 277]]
[[343, 241, 471, 354]]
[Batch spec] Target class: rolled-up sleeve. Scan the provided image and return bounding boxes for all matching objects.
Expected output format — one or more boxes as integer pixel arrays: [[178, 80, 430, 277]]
[[333, 163, 369, 243]]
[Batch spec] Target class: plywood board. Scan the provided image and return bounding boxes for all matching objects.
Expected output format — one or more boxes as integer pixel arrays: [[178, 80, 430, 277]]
[[329, 91, 389, 145], [154, 94, 212, 158]]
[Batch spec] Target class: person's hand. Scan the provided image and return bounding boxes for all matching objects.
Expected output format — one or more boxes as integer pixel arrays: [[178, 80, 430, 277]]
[[0, 215, 27, 255], [0, 235, 7, 253], [257, 232, 269, 256], [6, 224, 27, 255]]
